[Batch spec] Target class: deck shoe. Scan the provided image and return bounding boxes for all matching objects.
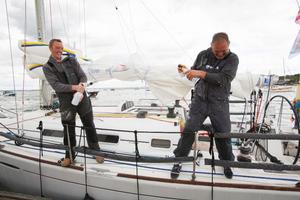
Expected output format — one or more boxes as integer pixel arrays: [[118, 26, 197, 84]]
[[171, 163, 182, 179], [95, 156, 105, 164], [224, 167, 233, 179], [59, 158, 71, 167]]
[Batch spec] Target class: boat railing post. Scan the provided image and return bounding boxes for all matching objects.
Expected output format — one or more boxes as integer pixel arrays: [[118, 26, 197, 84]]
[[192, 131, 198, 181], [134, 130, 140, 158], [133, 130, 140, 200], [66, 125, 73, 164], [37, 121, 44, 197]]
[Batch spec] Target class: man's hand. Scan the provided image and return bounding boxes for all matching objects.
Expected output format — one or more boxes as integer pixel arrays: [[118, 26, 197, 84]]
[[79, 82, 87, 88], [177, 64, 188, 74], [186, 70, 207, 80], [72, 84, 85, 93]]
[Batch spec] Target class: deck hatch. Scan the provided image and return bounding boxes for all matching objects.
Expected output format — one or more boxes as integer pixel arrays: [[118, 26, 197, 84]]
[[42, 129, 64, 137], [97, 134, 119, 143]]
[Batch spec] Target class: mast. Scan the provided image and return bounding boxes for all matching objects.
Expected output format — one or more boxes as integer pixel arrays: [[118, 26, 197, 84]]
[[35, 0, 45, 42], [35, 0, 53, 109]]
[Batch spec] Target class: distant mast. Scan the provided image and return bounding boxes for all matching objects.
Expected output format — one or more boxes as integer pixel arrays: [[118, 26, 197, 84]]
[[35, 0, 53, 109]]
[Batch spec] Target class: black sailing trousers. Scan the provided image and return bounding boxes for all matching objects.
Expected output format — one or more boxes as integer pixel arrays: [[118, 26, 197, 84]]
[[173, 93, 234, 161], [61, 96, 100, 159]]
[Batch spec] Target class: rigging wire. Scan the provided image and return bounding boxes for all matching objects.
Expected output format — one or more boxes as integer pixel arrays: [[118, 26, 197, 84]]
[[126, 0, 147, 61], [21, 0, 28, 137], [112, 0, 150, 81], [78, 0, 82, 50], [58, 0, 70, 45], [49, 0, 54, 38], [83, 0, 87, 57], [112, 0, 131, 55], [139, 0, 193, 62], [4, 0, 20, 135], [127, 0, 139, 53]]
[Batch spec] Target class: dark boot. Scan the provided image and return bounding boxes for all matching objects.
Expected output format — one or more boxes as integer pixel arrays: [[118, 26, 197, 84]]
[[89, 142, 104, 164], [224, 167, 233, 179], [170, 163, 182, 179]]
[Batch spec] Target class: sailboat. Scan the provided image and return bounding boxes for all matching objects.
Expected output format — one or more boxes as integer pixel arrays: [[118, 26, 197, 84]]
[[1, 1, 300, 200]]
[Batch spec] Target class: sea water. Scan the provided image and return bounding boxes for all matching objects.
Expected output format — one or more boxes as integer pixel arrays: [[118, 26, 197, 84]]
[[0, 87, 296, 117], [0, 88, 157, 113]]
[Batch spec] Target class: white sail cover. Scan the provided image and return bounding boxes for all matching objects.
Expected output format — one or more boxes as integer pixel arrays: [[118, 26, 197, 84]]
[[19, 40, 260, 104]]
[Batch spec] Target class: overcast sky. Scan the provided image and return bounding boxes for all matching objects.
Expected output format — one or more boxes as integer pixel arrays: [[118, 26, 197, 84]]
[[0, 0, 299, 90]]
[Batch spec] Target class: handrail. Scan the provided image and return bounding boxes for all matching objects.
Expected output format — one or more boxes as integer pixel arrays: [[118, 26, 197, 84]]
[[0, 131, 193, 163], [205, 159, 300, 171], [0, 131, 67, 150], [2, 124, 300, 139], [212, 132, 300, 140], [0, 105, 17, 115]]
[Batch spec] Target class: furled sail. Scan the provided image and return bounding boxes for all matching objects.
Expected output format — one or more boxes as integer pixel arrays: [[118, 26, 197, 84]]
[[19, 40, 260, 104]]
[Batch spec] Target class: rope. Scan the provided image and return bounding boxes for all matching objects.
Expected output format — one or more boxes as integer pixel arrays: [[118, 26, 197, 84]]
[[277, 98, 284, 133], [254, 90, 263, 126], [4, 0, 20, 135], [256, 95, 267, 162], [238, 98, 248, 134], [259, 75, 272, 131], [254, 76, 272, 161], [250, 91, 256, 129]]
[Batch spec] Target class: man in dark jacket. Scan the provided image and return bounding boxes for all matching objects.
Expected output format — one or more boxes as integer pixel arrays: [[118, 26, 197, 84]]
[[43, 39, 104, 167], [171, 32, 238, 179]]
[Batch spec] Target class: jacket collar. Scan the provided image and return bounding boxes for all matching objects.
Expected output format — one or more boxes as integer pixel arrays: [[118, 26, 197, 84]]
[[48, 55, 70, 65]]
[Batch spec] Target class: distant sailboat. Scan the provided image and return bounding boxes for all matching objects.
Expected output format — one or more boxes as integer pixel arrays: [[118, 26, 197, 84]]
[[1, 90, 16, 97]]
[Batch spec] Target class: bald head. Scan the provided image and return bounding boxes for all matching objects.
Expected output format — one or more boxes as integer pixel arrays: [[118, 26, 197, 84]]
[[211, 32, 230, 60]]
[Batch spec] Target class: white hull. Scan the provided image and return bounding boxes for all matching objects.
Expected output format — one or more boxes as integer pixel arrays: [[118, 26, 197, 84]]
[[0, 103, 300, 200], [0, 144, 299, 200]]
